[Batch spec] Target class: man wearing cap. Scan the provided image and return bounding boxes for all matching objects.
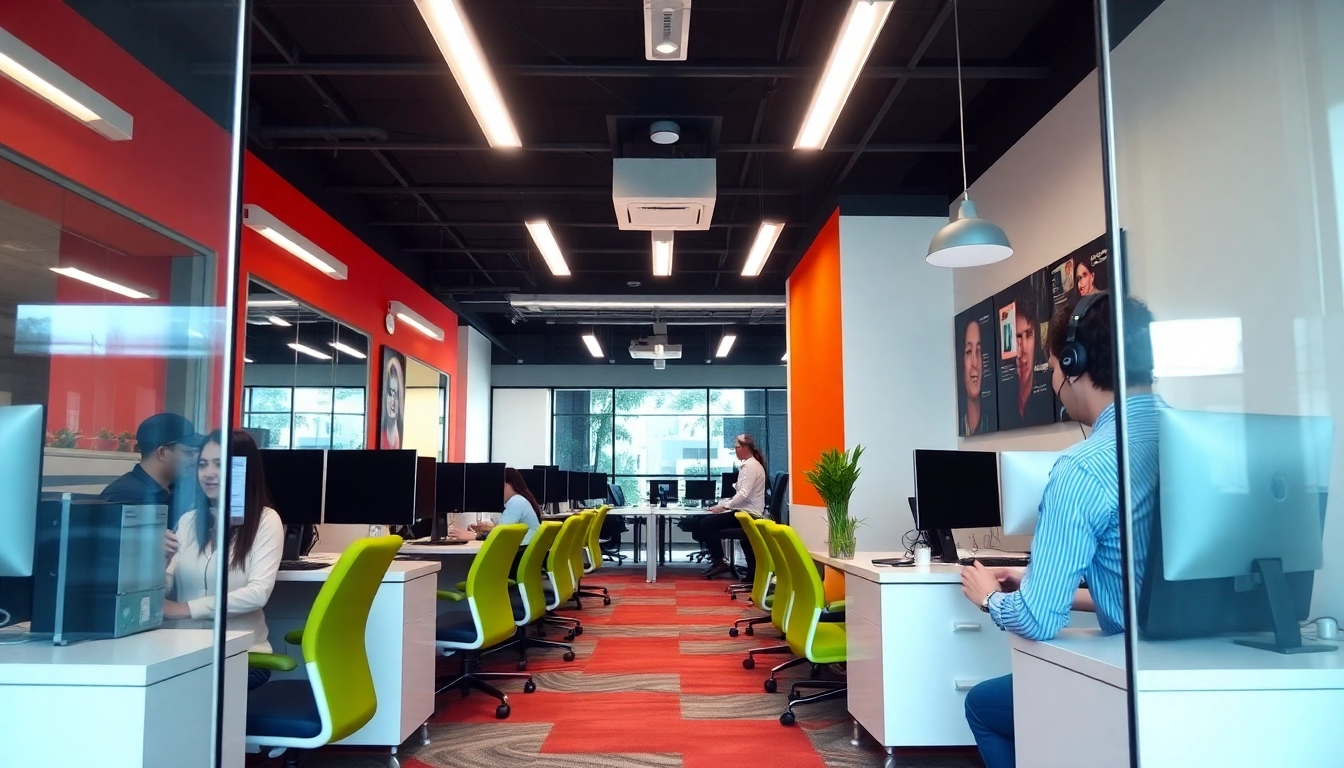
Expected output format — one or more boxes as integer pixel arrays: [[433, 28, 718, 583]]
[[101, 413, 202, 530]]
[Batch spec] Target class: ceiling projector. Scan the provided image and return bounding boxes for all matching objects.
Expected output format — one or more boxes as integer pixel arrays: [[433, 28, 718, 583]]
[[629, 323, 681, 365]]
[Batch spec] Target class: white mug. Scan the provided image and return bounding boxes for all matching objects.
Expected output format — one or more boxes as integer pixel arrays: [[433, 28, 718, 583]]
[[913, 546, 932, 566]]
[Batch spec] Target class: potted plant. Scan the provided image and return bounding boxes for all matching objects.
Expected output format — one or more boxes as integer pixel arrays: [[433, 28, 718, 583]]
[[94, 428, 118, 452], [52, 428, 81, 449], [117, 431, 135, 452], [805, 445, 865, 560]]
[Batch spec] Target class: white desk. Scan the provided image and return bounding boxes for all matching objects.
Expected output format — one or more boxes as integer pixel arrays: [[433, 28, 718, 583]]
[[635, 506, 710, 582], [0, 628, 252, 768], [811, 551, 1012, 766], [1012, 628, 1344, 767], [399, 539, 483, 556], [270, 558, 440, 763]]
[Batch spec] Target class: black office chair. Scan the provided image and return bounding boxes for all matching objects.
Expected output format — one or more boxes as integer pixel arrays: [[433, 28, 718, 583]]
[[602, 484, 629, 564]]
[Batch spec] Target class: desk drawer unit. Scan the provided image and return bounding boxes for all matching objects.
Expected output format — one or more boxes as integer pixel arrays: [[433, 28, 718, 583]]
[[846, 577, 1011, 747]]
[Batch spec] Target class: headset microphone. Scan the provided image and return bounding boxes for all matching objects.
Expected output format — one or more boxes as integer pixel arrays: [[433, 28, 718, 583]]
[[1058, 291, 1108, 379]]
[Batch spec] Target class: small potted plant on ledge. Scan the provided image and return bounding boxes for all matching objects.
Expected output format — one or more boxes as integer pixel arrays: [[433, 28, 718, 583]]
[[805, 445, 865, 560], [117, 431, 135, 452], [51, 428, 81, 449], [94, 428, 118, 452]]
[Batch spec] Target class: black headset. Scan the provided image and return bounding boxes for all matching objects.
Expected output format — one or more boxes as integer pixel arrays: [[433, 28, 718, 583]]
[[1058, 291, 1108, 379]]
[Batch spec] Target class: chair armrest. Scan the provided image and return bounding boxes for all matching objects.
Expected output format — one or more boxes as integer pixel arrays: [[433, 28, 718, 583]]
[[824, 599, 846, 613], [248, 652, 298, 672], [283, 628, 305, 646], [437, 590, 466, 602]]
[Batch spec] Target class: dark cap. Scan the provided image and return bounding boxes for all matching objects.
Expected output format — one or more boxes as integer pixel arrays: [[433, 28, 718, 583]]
[[136, 413, 203, 452]]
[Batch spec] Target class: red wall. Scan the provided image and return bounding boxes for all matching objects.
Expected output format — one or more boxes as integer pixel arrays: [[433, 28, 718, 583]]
[[241, 155, 463, 460]]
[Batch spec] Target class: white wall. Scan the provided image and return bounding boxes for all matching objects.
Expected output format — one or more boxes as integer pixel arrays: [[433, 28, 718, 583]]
[[490, 388, 552, 468], [459, 326, 492, 462], [838, 214, 958, 551], [491, 364, 786, 389]]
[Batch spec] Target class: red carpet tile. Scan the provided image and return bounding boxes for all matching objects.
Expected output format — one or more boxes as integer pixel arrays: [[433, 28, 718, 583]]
[[607, 604, 743, 625]]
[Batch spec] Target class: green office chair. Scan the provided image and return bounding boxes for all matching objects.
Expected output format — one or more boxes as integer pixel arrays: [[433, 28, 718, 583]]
[[244, 535, 403, 768], [435, 523, 536, 719], [729, 512, 774, 637], [489, 521, 575, 668], [767, 522, 847, 726], [566, 510, 598, 609], [541, 513, 586, 639], [578, 504, 614, 605]]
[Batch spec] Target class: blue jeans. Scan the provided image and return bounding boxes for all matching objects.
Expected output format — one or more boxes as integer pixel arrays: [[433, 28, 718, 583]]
[[965, 674, 1015, 768]]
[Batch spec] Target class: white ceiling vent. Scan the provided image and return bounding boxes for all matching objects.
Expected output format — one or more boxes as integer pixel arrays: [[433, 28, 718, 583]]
[[644, 1, 691, 61], [613, 158, 716, 231]]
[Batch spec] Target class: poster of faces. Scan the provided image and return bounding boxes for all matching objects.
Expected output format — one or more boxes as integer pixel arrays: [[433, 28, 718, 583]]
[[994, 270, 1056, 431], [955, 299, 998, 436], [1050, 234, 1110, 310], [380, 346, 406, 450]]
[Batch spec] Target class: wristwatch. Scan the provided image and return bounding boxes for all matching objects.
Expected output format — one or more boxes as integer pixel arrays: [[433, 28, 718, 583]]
[[980, 591, 997, 613]]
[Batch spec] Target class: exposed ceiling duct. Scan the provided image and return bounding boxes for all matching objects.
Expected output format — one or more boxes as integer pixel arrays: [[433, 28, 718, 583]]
[[507, 294, 784, 326]]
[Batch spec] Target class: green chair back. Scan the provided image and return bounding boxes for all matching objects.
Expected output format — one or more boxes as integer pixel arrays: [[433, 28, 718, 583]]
[[756, 519, 794, 632], [584, 505, 611, 573], [736, 512, 773, 606], [464, 523, 529, 648], [568, 510, 594, 582], [547, 514, 584, 607], [768, 522, 845, 662], [516, 521, 561, 624], [301, 535, 402, 743]]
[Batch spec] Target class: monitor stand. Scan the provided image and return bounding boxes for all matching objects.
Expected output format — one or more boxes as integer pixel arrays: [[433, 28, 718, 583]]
[[429, 511, 446, 543], [1234, 558, 1335, 655], [925, 528, 959, 564]]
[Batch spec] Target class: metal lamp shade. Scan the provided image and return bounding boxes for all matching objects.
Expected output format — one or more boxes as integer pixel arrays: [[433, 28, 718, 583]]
[[925, 198, 1013, 268]]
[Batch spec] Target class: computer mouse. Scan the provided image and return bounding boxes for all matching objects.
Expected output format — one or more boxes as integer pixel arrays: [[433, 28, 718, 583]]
[[1317, 617, 1338, 640]]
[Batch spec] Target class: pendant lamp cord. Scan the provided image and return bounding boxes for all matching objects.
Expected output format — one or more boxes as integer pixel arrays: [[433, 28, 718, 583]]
[[953, 0, 969, 200]]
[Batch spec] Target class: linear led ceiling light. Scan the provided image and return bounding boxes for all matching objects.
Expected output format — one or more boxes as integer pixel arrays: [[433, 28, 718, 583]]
[[794, 0, 894, 150], [742, 222, 785, 277], [511, 295, 785, 310], [288, 342, 332, 361], [242, 205, 348, 280], [328, 341, 367, 359], [715, 330, 737, 359], [267, 315, 292, 327], [581, 329, 604, 358], [652, 231, 674, 277], [414, 0, 521, 148], [48, 266, 156, 299], [389, 301, 445, 342], [0, 26, 133, 140], [524, 220, 571, 276]]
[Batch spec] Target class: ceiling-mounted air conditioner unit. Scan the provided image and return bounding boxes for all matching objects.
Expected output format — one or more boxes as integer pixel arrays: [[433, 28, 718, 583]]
[[613, 158, 716, 231], [644, 1, 691, 62]]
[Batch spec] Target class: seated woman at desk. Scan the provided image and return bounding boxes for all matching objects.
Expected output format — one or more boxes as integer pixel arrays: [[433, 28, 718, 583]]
[[164, 429, 284, 691], [458, 467, 542, 544], [695, 434, 768, 580]]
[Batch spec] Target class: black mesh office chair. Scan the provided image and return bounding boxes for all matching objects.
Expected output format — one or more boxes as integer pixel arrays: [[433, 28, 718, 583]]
[[602, 484, 629, 564]]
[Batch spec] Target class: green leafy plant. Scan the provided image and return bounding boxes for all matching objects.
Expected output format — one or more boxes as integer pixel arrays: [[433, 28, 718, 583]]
[[805, 445, 865, 559], [117, 431, 135, 452], [52, 428, 81, 449], [96, 428, 115, 439]]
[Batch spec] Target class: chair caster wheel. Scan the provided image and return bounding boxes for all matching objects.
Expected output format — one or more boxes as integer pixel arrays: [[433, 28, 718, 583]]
[[780, 711, 796, 726], [730, 593, 738, 600], [517, 660, 528, 671], [523, 680, 536, 694], [788, 691, 800, 701], [745, 626, 754, 636], [729, 627, 739, 638], [764, 678, 777, 693], [563, 651, 576, 661], [743, 657, 755, 670], [496, 703, 511, 719], [575, 626, 584, 636], [603, 597, 612, 606]]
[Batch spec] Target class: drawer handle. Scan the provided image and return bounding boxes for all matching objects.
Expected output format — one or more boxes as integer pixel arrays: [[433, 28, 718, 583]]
[[954, 679, 983, 692], [952, 622, 982, 632]]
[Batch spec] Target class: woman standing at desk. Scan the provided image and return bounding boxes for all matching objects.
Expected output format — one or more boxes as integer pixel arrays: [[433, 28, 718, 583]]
[[696, 434, 768, 579], [164, 429, 284, 690]]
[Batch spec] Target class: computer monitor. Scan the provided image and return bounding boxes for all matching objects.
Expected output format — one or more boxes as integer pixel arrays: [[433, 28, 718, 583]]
[[517, 468, 546, 502], [648, 479, 675, 506], [721, 472, 738, 498], [0, 405, 43, 577], [541, 467, 567, 504], [436, 463, 466, 512], [685, 479, 717, 502], [259, 449, 326, 526], [1141, 410, 1334, 655], [415, 457, 437, 519], [463, 463, 506, 513], [586, 472, 606, 501], [323, 450, 418, 526], [567, 471, 589, 503], [913, 449, 1001, 563], [998, 451, 1064, 537]]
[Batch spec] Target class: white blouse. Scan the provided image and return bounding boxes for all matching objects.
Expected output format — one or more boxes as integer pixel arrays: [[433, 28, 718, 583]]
[[167, 507, 284, 653], [724, 457, 768, 516]]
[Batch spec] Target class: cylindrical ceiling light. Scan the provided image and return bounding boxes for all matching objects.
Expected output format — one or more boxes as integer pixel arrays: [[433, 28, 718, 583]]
[[649, 120, 681, 145]]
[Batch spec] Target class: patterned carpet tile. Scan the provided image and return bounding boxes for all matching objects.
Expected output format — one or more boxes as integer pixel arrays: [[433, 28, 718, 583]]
[[530, 670, 681, 694], [415, 723, 684, 768], [680, 693, 790, 720]]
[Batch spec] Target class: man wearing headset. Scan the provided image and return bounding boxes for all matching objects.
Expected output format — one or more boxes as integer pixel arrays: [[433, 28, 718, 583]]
[[959, 292, 1164, 768]]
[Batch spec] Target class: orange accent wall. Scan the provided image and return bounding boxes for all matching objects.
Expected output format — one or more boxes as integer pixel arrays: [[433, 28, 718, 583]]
[[240, 155, 464, 460], [787, 210, 846, 507]]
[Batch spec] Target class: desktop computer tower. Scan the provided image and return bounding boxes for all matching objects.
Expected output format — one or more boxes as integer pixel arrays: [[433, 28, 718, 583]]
[[31, 499, 166, 643]]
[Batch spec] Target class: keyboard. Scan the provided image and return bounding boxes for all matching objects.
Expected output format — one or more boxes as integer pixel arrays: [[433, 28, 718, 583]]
[[279, 560, 330, 571], [958, 556, 1030, 568]]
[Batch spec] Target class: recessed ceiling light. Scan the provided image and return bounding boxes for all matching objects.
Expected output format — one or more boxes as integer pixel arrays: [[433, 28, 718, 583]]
[[627, 281, 642, 289], [655, 41, 679, 54]]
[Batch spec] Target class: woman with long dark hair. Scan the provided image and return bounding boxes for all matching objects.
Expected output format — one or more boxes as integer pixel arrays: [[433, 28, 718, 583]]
[[463, 467, 542, 544], [163, 429, 284, 690], [696, 434, 769, 579]]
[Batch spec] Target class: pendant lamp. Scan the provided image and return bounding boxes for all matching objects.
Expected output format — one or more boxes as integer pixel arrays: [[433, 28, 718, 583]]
[[926, 0, 1013, 268]]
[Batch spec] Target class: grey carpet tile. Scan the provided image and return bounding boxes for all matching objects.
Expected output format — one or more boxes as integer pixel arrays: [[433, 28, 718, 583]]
[[413, 723, 683, 768], [678, 639, 758, 655], [677, 605, 752, 616], [804, 720, 984, 768], [581, 624, 682, 638], [679, 693, 788, 720], [531, 670, 682, 694]]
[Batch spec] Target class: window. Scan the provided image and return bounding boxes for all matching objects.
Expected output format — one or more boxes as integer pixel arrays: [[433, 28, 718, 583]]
[[243, 386, 366, 449]]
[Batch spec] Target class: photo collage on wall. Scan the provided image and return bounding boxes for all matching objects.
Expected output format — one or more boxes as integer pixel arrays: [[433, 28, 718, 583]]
[[952, 234, 1110, 435]]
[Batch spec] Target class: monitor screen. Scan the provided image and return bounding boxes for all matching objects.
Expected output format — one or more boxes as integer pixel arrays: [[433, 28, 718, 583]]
[[685, 479, 717, 500], [721, 472, 738, 499], [259, 449, 325, 526], [648, 479, 676, 505], [541, 467, 567, 504], [913, 449, 1001, 530], [516, 468, 546, 502], [323, 450, 418, 525], [436, 463, 465, 513], [464, 463, 506, 513], [415, 456, 437, 519], [0, 404, 43, 578], [998, 451, 1063, 536]]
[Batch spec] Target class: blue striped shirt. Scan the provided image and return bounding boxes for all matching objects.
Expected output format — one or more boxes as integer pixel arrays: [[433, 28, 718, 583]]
[[987, 394, 1165, 640]]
